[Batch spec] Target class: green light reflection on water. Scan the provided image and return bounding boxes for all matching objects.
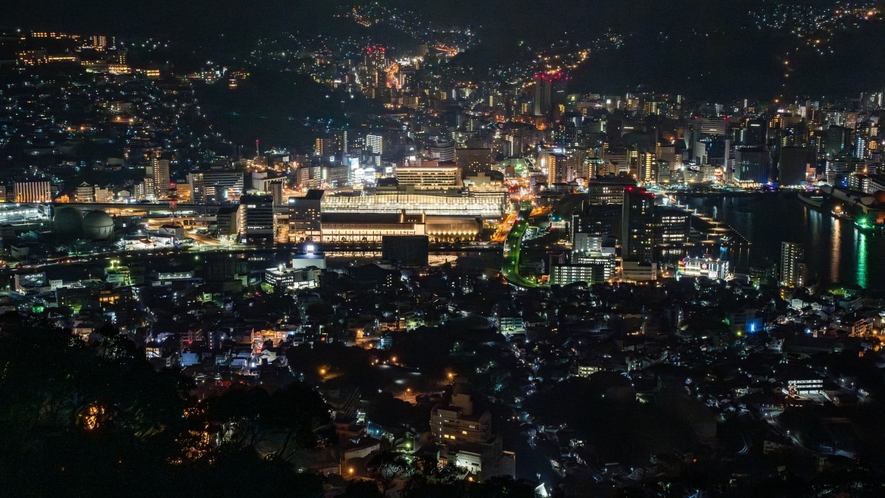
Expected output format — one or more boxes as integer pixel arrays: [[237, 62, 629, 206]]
[[857, 230, 868, 290]]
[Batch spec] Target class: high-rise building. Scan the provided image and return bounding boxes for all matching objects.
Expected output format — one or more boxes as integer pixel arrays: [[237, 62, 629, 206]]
[[366, 134, 384, 156], [741, 118, 767, 146], [151, 157, 171, 197], [778, 146, 811, 185], [455, 148, 493, 177], [621, 187, 656, 263], [825, 125, 851, 157], [639, 152, 656, 184], [13, 181, 52, 203], [544, 152, 570, 185], [734, 147, 772, 184], [288, 190, 324, 242], [238, 194, 275, 243], [315, 136, 337, 157], [780, 241, 804, 288]]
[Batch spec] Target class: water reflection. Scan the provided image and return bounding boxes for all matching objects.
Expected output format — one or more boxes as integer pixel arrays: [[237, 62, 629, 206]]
[[678, 195, 883, 293], [857, 231, 868, 290], [830, 217, 841, 284]]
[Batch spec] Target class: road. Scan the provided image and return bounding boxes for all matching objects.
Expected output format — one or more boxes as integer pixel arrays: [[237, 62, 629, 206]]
[[501, 210, 543, 289]]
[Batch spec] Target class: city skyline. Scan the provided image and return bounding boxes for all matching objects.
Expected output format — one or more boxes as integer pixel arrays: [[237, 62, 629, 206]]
[[2, 2, 885, 497]]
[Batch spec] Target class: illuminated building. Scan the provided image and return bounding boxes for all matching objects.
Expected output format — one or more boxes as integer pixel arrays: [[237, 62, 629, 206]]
[[621, 187, 656, 263], [432, 393, 511, 480], [780, 241, 804, 288], [740, 118, 767, 146], [13, 181, 52, 203], [426, 140, 456, 162], [288, 190, 323, 241], [321, 189, 507, 219], [151, 157, 171, 197], [639, 152, 656, 184], [532, 72, 566, 117], [677, 257, 731, 280], [542, 150, 570, 185], [571, 253, 617, 281], [366, 134, 384, 156], [395, 163, 461, 188], [586, 177, 637, 205], [621, 261, 657, 282], [550, 264, 600, 286], [237, 194, 274, 243], [654, 207, 690, 245], [188, 172, 244, 204], [75, 182, 94, 202], [734, 146, 772, 185], [320, 212, 426, 243], [0, 204, 50, 224], [264, 265, 322, 290]]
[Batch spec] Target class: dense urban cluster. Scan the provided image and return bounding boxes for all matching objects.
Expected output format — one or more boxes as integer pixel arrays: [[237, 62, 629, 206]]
[[3, 2, 885, 497]]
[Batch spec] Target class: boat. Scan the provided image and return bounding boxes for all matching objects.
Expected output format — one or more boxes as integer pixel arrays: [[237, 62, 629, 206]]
[[797, 190, 825, 209]]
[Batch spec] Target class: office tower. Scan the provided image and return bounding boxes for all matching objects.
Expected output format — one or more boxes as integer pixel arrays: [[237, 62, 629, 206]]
[[13, 181, 52, 203], [532, 74, 552, 117], [778, 146, 811, 185], [621, 187, 656, 263], [780, 241, 804, 288], [455, 148, 493, 177], [734, 147, 772, 184], [825, 126, 851, 157], [426, 140, 456, 162], [238, 194, 275, 243], [741, 118, 767, 146], [288, 189, 324, 242]]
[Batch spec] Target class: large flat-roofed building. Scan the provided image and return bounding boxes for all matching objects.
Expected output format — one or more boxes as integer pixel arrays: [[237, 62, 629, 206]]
[[320, 212, 426, 244], [550, 264, 600, 286], [395, 162, 461, 188], [14, 181, 52, 203], [188, 172, 244, 204], [320, 188, 507, 219], [586, 177, 637, 205]]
